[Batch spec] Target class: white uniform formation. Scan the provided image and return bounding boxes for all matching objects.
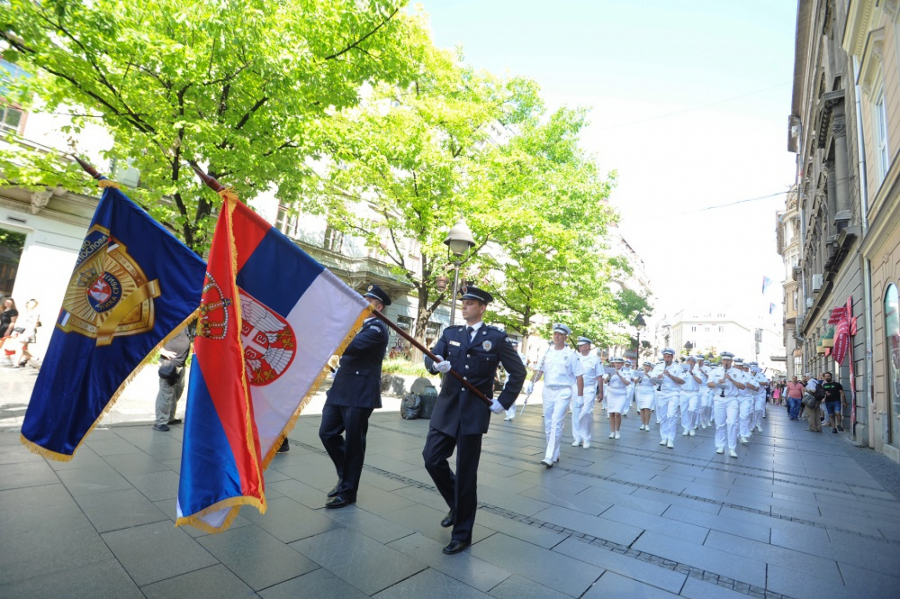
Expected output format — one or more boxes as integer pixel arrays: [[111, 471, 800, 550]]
[[525, 336, 770, 466]]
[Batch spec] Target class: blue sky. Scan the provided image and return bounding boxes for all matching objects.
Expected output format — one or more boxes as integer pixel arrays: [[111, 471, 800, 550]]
[[419, 0, 798, 326]]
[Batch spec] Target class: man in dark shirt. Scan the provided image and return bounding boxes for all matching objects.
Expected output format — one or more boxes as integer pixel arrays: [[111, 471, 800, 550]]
[[822, 372, 846, 433], [153, 326, 193, 431]]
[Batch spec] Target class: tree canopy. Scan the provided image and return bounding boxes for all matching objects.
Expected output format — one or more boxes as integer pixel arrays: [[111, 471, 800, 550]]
[[1, 0, 432, 251]]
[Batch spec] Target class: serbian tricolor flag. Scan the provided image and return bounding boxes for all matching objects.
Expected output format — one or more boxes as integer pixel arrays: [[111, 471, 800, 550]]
[[20, 182, 206, 460], [176, 194, 370, 532]]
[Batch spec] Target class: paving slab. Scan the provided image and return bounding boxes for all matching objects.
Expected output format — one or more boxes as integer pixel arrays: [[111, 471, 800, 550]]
[[387, 532, 511, 592], [258, 568, 369, 599], [140, 564, 259, 599], [582, 570, 679, 598], [372, 566, 492, 599], [0, 558, 145, 599]]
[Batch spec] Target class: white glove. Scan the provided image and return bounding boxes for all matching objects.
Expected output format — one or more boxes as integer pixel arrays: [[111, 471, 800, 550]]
[[490, 398, 504, 414], [574, 396, 584, 409], [432, 355, 452, 374], [525, 381, 534, 394]]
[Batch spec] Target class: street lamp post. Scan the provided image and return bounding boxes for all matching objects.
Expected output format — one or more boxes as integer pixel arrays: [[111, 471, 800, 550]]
[[443, 219, 476, 327], [684, 341, 693, 358], [634, 314, 646, 362]]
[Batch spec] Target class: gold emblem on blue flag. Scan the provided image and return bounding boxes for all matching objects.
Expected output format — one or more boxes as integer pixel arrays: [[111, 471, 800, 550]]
[[58, 224, 161, 345]]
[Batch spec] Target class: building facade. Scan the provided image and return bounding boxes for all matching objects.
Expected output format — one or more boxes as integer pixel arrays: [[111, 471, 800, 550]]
[[777, 186, 802, 380], [844, 0, 900, 461], [789, 0, 872, 448]]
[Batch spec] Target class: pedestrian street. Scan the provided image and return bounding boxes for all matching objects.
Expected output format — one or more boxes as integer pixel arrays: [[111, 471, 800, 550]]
[[2, 401, 899, 599]]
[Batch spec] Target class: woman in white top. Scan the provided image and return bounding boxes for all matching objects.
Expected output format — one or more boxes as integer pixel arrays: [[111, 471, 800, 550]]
[[605, 357, 631, 439], [633, 361, 656, 431]]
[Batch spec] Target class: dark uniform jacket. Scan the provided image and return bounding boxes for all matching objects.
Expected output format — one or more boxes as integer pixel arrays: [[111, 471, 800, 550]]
[[325, 316, 389, 409], [425, 324, 526, 436]]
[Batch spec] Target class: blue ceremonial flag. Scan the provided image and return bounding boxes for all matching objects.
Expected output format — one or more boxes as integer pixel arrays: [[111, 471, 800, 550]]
[[20, 184, 207, 461]]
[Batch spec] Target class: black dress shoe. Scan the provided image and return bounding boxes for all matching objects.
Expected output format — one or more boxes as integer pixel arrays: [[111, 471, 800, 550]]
[[325, 495, 356, 509], [152, 424, 170, 432], [167, 418, 183, 425], [327, 484, 341, 498], [442, 539, 471, 555], [440, 509, 455, 528]]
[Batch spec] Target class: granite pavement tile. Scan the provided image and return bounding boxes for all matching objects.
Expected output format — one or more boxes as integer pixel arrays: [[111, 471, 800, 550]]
[[387, 532, 511, 592], [468, 533, 602, 598], [197, 525, 319, 590], [372, 565, 493, 599], [258, 568, 369, 599], [486, 574, 572, 599], [289, 528, 427, 596], [74, 487, 170, 533], [140, 564, 259, 599], [0, 558, 145, 599], [240, 496, 340, 543], [582, 571, 679, 598], [0, 459, 58, 490], [533, 504, 644, 545]]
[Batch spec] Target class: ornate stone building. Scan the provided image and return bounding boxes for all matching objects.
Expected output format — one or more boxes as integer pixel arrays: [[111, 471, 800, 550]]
[[789, 0, 870, 445], [776, 186, 802, 380]]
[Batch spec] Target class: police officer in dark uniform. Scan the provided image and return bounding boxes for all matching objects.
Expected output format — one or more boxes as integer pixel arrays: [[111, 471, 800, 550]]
[[423, 286, 526, 554], [320, 284, 391, 509]]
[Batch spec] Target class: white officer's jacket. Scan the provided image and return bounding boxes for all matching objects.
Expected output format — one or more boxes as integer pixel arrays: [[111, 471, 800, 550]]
[[538, 346, 585, 387], [651, 361, 685, 394], [708, 366, 747, 398]]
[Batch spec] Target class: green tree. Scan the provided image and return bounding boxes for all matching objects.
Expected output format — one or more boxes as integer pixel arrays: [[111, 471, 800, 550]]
[[1, 0, 432, 251], [482, 108, 619, 352], [313, 52, 542, 349]]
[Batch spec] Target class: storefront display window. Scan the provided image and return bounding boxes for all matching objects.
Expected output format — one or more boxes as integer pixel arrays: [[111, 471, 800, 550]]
[[885, 284, 900, 445]]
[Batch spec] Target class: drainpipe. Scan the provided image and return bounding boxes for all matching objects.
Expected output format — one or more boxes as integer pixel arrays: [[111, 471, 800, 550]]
[[852, 55, 874, 446]]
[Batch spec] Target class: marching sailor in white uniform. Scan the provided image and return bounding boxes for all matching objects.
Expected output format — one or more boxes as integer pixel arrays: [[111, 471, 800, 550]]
[[707, 352, 747, 458], [525, 324, 584, 467], [737, 359, 758, 444], [503, 339, 528, 421], [650, 349, 685, 448], [697, 356, 714, 429], [749, 363, 769, 433], [571, 337, 602, 448], [633, 360, 656, 431], [679, 356, 702, 436], [604, 356, 631, 439]]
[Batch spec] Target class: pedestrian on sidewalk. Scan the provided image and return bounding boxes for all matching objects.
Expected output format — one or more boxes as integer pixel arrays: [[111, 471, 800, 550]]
[[423, 287, 526, 555], [7, 298, 40, 368], [153, 324, 193, 432], [821, 371, 846, 433], [319, 284, 391, 509], [785, 376, 804, 420], [803, 373, 823, 432], [525, 324, 585, 466], [0, 297, 19, 365]]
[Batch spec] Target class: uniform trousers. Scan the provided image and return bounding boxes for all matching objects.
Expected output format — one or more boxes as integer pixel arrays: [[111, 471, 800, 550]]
[[571, 386, 597, 444], [738, 396, 753, 439], [656, 391, 679, 442], [699, 390, 714, 425], [714, 396, 740, 451], [423, 427, 482, 542], [155, 366, 186, 426], [319, 405, 374, 499], [752, 395, 766, 430], [542, 385, 572, 462], [679, 392, 699, 432]]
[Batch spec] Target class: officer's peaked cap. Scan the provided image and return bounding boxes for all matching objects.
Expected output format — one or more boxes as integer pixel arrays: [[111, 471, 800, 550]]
[[610, 356, 625, 363], [720, 351, 735, 359], [460, 286, 493, 304], [364, 284, 392, 306], [576, 336, 592, 346], [661, 348, 676, 356]]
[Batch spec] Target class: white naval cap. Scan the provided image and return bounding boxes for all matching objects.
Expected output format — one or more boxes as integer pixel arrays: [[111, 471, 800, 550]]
[[720, 351, 735, 359], [610, 356, 625, 363], [643, 361, 654, 366], [553, 323, 572, 336], [661, 348, 676, 356], [576, 336, 592, 346]]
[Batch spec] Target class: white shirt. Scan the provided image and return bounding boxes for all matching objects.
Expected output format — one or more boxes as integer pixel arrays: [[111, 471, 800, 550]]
[[681, 364, 700, 393], [708, 366, 748, 398], [577, 352, 603, 386], [538, 346, 585, 387], [651, 361, 685, 393], [465, 321, 484, 342]]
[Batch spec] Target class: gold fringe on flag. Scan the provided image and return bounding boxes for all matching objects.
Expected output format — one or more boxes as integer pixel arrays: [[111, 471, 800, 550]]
[[20, 308, 201, 462], [97, 179, 121, 189]]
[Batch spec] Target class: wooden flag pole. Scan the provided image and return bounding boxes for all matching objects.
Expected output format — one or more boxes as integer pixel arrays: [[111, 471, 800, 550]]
[[371, 309, 492, 406]]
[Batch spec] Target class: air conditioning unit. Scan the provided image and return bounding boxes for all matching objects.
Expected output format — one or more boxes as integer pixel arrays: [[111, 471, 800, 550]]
[[806, 297, 814, 308], [811, 274, 823, 293]]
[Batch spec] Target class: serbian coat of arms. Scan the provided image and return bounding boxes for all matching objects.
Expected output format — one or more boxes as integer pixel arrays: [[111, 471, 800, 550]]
[[58, 225, 160, 346], [239, 292, 296, 386]]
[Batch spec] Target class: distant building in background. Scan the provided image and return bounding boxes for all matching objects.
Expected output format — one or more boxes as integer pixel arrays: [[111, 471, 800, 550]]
[[776, 185, 802, 380], [604, 227, 655, 363], [658, 308, 784, 375]]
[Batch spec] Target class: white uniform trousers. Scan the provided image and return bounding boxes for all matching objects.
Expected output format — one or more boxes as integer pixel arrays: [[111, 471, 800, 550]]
[[738, 396, 753, 439], [543, 385, 572, 462], [751, 394, 766, 430], [571, 386, 597, 444], [699, 390, 714, 426], [679, 392, 699, 432], [656, 391, 679, 442], [714, 396, 740, 451]]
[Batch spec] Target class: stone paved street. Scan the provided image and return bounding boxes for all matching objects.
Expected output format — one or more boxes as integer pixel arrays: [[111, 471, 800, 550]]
[[2, 381, 900, 598]]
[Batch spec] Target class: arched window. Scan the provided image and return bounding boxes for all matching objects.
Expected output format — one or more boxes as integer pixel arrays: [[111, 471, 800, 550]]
[[885, 284, 900, 444]]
